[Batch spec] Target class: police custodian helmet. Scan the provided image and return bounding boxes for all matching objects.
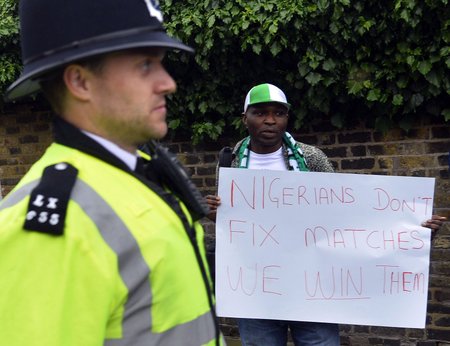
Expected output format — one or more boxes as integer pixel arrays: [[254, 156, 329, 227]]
[[5, 0, 193, 101]]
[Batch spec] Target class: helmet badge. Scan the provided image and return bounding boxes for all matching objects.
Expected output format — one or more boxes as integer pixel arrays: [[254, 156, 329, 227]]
[[143, 0, 163, 23]]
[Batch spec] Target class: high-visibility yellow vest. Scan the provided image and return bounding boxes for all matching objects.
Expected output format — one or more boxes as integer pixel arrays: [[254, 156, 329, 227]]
[[0, 143, 221, 346]]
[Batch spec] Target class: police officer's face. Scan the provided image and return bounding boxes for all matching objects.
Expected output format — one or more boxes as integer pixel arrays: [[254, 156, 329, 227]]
[[243, 102, 289, 154], [87, 48, 176, 150]]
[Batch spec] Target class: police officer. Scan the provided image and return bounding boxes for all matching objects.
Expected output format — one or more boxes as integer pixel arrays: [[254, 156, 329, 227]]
[[0, 1, 222, 345]]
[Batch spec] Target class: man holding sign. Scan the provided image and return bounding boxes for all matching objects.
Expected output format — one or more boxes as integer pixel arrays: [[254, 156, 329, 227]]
[[207, 83, 339, 345], [206, 83, 445, 346]]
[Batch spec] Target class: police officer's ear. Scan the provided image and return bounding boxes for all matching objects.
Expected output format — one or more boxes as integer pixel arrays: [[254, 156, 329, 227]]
[[63, 64, 92, 101]]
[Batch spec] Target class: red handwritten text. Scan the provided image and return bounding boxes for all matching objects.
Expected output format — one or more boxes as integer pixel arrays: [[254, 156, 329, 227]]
[[304, 226, 425, 250], [230, 176, 355, 210], [227, 263, 282, 296], [372, 188, 432, 215], [304, 266, 368, 300], [376, 264, 426, 294], [229, 219, 279, 246]]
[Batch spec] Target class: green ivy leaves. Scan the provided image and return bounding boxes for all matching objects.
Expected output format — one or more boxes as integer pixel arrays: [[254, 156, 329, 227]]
[[1, 0, 448, 141], [0, 0, 20, 103], [161, 0, 449, 142]]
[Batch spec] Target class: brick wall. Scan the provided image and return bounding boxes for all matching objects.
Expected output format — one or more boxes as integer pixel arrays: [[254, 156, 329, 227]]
[[1, 103, 449, 345], [174, 119, 450, 346], [0, 103, 53, 198]]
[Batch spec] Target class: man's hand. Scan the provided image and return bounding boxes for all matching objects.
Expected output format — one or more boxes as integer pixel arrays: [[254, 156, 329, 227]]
[[205, 195, 221, 222], [422, 214, 447, 239]]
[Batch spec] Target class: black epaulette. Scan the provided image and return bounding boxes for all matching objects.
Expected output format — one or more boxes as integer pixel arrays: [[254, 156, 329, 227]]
[[24, 162, 78, 236]]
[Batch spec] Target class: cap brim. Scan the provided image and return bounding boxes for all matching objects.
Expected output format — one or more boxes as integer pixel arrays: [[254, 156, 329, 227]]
[[245, 101, 291, 112], [5, 30, 193, 101]]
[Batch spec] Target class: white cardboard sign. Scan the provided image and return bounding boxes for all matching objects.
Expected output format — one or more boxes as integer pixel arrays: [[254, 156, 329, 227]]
[[215, 168, 435, 328]]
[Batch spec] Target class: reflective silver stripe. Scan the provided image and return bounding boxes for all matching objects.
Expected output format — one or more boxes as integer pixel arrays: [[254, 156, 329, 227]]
[[1, 178, 217, 345], [0, 181, 37, 210], [74, 180, 217, 345], [105, 310, 217, 346], [71, 180, 154, 341]]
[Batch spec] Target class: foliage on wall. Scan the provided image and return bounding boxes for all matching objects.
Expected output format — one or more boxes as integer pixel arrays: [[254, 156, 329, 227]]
[[0, 0, 20, 101], [163, 0, 449, 142], [1, 0, 448, 142]]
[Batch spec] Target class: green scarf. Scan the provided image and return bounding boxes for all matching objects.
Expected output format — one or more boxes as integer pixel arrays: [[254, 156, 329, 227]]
[[236, 132, 309, 171]]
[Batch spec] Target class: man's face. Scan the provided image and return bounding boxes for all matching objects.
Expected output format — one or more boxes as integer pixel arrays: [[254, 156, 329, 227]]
[[87, 48, 176, 150], [243, 102, 289, 154]]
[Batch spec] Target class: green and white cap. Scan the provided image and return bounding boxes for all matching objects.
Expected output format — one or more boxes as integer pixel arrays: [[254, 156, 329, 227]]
[[243, 83, 290, 112]]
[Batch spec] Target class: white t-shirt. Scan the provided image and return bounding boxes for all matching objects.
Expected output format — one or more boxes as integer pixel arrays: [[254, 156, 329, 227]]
[[247, 147, 288, 171]]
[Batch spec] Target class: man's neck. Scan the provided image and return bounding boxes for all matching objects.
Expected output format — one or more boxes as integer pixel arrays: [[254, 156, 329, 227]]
[[82, 130, 138, 171]]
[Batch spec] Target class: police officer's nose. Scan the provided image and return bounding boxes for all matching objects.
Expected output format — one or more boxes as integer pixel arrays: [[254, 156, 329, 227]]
[[157, 64, 177, 95]]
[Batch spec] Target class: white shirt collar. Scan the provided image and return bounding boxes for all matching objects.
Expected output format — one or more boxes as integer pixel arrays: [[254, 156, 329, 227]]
[[82, 131, 138, 171]]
